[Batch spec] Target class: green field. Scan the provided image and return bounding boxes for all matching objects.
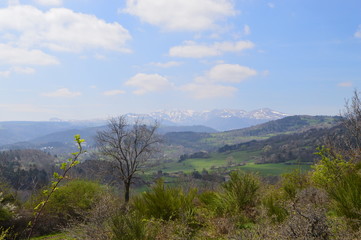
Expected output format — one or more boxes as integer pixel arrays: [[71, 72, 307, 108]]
[[238, 162, 310, 175], [150, 149, 310, 176]]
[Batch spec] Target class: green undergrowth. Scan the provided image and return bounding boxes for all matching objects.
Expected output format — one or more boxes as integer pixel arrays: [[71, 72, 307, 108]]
[[30, 233, 76, 240]]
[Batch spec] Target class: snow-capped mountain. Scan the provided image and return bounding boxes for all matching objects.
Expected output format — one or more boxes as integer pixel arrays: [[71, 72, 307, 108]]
[[126, 108, 289, 131]]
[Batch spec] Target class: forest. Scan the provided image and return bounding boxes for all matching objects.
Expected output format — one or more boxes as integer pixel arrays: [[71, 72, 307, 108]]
[[0, 93, 361, 240]]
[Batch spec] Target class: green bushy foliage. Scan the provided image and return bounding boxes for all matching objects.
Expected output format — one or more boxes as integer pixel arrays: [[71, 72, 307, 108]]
[[222, 171, 260, 215], [198, 191, 224, 216], [111, 211, 157, 240], [312, 147, 354, 188], [0, 182, 16, 225], [133, 179, 197, 221], [262, 187, 288, 223], [46, 179, 104, 222], [281, 168, 309, 200], [328, 170, 361, 229], [0, 206, 11, 223], [0, 227, 9, 240], [199, 171, 260, 227], [312, 147, 361, 229]]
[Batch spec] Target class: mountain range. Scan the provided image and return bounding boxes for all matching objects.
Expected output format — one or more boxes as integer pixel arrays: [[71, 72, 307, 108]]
[[127, 108, 288, 131], [0, 108, 288, 148]]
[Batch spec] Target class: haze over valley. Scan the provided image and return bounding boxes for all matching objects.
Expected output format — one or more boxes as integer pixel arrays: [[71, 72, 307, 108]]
[[1, 0, 361, 239]]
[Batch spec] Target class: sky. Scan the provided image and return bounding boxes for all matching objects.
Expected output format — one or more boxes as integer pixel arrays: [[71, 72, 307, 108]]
[[0, 0, 360, 121]]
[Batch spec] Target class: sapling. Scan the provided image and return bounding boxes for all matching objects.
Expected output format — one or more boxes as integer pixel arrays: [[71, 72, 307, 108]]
[[26, 135, 85, 239]]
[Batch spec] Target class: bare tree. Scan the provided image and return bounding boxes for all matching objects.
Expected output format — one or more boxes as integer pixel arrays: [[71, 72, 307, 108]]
[[326, 90, 361, 162], [342, 90, 361, 160], [96, 116, 161, 203]]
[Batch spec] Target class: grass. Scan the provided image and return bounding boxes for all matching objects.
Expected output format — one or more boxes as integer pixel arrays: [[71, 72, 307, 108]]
[[30, 233, 76, 240], [149, 149, 310, 176], [238, 162, 311, 176]]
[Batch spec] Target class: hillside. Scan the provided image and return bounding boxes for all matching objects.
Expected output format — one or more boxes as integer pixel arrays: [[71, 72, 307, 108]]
[[163, 115, 340, 152], [218, 124, 344, 164], [158, 120, 341, 177], [1, 115, 340, 158], [0, 121, 105, 146]]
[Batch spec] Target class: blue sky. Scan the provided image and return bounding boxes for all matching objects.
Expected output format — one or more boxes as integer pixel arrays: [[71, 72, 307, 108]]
[[0, 0, 360, 121]]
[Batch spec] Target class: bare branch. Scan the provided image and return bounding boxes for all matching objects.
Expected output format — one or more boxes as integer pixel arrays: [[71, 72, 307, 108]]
[[96, 116, 161, 202]]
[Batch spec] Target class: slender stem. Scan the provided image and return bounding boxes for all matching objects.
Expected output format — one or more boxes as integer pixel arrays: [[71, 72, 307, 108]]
[[26, 136, 84, 240]]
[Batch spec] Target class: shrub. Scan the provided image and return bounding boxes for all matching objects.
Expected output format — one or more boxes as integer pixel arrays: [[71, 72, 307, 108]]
[[262, 187, 288, 223], [133, 179, 196, 221], [328, 170, 361, 229], [0, 227, 9, 240], [198, 191, 224, 216], [111, 211, 157, 240], [312, 146, 361, 229], [281, 169, 309, 200], [312, 147, 354, 189], [222, 171, 260, 217], [46, 179, 104, 221], [0, 191, 16, 225]]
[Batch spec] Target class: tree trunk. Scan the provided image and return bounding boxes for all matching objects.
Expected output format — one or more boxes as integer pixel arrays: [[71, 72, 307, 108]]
[[124, 181, 130, 203]]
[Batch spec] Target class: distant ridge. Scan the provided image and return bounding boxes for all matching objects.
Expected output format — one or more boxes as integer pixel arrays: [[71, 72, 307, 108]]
[[126, 108, 289, 131], [0, 108, 287, 147]]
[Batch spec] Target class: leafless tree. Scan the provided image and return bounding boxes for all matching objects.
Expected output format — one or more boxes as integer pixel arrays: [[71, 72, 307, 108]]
[[341, 90, 361, 160], [96, 116, 161, 203], [326, 90, 361, 162]]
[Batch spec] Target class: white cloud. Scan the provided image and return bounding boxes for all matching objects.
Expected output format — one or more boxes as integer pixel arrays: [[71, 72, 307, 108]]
[[42, 88, 81, 97], [103, 89, 126, 96], [94, 54, 107, 60], [181, 83, 237, 99], [33, 0, 62, 6], [243, 24, 251, 35], [0, 5, 131, 53], [7, 0, 20, 6], [169, 40, 254, 58], [150, 61, 183, 68], [355, 25, 361, 38], [203, 64, 257, 83], [11, 66, 36, 74], [0, 66, 36, 77], [0, 44, 59, 65], [125, 73, 173, 95], [267, 3, 275, 8], [338, 82, 353, 87], [0, 70, 11, 77], [123, 0, 236, 31], [181, 63, 257, 99]]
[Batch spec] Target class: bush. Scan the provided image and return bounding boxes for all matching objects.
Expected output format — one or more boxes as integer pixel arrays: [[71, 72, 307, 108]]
[[262, 187, 288, 223], [198, 191, 224, 216], [281, 169, 309, 200], [312, 147, 361, 229], [111, 211, 157, 240], [46, 180, 104, 221], [328, 170, 361, 229], [31, 179, 106, 235], [312, 147, 354, 189], [133, 179, 197, 221], [222, 171, 260, 218]]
